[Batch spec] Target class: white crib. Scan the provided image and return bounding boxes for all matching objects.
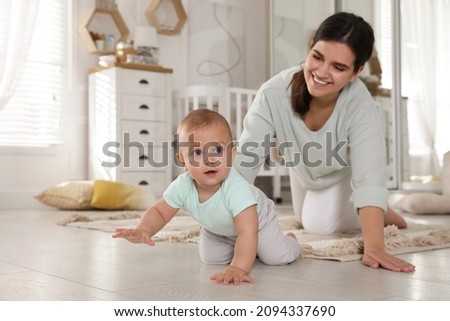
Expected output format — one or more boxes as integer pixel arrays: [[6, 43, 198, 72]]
[[172, 85, 288, 203]]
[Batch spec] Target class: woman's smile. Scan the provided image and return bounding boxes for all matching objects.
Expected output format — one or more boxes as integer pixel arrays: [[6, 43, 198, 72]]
[[312, 75, 330, 86]]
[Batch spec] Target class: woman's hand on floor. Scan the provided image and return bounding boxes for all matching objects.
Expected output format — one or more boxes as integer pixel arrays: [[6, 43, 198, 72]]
[[362, 249, 415, 272]]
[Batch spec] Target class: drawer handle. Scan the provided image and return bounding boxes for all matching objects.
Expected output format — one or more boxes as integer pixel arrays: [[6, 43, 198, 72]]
[[139, 104, 150, 110], [139, 155, 149, 160], [139, 79, 149, 85], [138, 180, 149, 185], [139, 129, 149, 135]]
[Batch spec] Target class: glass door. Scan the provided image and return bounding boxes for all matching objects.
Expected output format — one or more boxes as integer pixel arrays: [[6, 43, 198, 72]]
[[397, 0, 450, 192], [271, 0, 450, 192], [344, 0, 450, 192], [341, 0, 406, 189]]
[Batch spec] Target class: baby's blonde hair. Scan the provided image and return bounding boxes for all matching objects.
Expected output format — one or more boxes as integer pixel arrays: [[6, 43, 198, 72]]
[[177, 109, 233, 143]]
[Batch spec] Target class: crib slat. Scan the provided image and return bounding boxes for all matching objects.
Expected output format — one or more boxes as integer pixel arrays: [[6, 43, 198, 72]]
[[193, 95, 199, 110], [235, 93, 242, 139], [183, 98, 191, 119], [206, 95, 213, 110]]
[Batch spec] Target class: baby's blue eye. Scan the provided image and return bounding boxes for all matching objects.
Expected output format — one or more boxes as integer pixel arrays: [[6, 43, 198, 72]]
[[214, 146, 223, 155], [193, 149, 202, 157]]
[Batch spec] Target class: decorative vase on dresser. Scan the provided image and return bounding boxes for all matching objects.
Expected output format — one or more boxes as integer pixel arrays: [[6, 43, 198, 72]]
[[88, 64, 173, 197]]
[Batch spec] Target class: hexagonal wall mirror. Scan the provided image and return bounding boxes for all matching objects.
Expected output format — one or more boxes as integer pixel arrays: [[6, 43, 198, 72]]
[[146, 0, 187, 35], [78, 7, 130, 54]]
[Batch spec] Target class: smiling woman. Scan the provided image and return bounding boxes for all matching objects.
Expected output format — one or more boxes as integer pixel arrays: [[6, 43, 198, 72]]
[[235, 11, 415, 273]]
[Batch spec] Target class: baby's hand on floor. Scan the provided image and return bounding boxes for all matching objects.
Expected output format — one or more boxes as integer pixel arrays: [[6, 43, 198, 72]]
[[210, 266, 254, 285], [112, 228, 155, 246]]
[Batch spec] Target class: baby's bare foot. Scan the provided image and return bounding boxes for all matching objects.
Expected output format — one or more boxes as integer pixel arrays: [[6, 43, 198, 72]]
[[385, 207, 407, 229], [286, 232, 296, 239]]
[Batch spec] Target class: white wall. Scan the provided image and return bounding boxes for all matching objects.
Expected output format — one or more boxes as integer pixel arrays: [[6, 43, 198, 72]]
[[271, 0, 335, 75], [185, 0, 266, 88], [270, 0, 374, 76], [0, 0, 267, 209]]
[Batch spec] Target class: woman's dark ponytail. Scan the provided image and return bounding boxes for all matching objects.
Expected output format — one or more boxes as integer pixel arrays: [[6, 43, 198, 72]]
[[290, 69, 311, 116]]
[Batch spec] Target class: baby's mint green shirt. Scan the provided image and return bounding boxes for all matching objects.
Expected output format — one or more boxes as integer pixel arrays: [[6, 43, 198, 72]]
[[163, 167, 263, 236], [235, 65, 389, 212]]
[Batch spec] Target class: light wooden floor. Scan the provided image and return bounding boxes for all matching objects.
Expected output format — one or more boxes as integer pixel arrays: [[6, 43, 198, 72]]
[[1, 205, 449, 301]]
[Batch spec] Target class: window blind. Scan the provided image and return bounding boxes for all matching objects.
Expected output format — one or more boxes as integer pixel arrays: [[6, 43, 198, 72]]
[[0, 0, 66, 147]]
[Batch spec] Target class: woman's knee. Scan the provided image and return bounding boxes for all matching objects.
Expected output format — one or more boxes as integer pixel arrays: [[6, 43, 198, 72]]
[[302, 219, 356, 235]]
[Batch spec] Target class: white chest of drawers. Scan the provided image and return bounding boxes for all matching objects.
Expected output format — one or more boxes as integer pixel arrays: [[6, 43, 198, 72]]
[[88, 65, 173, 197]]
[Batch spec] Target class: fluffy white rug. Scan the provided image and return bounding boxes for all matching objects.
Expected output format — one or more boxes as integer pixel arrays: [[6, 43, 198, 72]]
[[58, 211, 450, 262]]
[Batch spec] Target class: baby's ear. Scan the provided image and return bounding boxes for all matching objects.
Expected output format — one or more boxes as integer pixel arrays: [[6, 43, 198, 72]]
[[176, 153, 186, 168], [225, 144, 237, 166], [231, 145, 237, 159]]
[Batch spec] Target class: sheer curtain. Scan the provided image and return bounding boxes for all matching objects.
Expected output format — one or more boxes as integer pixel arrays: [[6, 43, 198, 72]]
[[401, 0, 441, 176], [433, 1, 450, 166], [0, 0, 39, 110], [376, 0, 450, 177]]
